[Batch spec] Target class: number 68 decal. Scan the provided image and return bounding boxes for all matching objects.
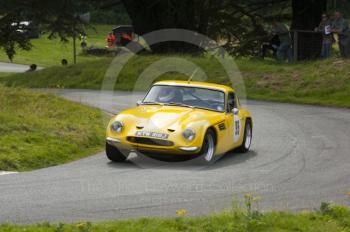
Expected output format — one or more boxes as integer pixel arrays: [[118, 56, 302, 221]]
[[233, 115, 240, 142]]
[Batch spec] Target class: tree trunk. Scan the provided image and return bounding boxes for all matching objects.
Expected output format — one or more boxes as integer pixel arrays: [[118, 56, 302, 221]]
[[122, 0, 202, 53], [291, 0, 327, 60], [291, 0, 327, 30]]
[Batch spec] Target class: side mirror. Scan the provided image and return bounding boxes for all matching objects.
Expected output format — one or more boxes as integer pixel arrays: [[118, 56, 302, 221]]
[[232, 108, 239, 115], [136, 100, 142, 106]]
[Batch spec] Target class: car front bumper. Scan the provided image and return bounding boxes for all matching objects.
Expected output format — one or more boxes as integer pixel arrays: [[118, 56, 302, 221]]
[[106, 136, 200, 155]]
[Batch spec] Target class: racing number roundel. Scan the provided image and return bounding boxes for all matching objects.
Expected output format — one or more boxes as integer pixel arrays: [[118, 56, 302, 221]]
[[233, 115, 240, 142]]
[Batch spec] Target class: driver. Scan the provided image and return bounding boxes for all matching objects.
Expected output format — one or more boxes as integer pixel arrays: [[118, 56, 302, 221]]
[[158, 87, 182, 103]]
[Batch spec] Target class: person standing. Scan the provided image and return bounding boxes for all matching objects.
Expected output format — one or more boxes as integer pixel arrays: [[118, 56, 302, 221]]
[[260, 34, 280, 59], [332, 11, 350, 58], [315, 14, 333, 58], [272, 20, 293, 62], [80, 33, 87, 49], [106, 32, 116, 48]]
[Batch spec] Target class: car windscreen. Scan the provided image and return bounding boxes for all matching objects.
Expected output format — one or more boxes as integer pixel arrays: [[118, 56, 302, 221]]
[[143, 85, 225, 112]]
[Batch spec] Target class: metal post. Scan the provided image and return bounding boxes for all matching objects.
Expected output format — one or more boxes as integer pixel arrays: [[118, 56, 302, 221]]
[[293, 30, 298, 62], [73, 34, 77, 64]]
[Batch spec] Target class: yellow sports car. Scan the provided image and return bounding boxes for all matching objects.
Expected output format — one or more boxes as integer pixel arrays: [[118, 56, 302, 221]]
[[106, 80, 253, 164]]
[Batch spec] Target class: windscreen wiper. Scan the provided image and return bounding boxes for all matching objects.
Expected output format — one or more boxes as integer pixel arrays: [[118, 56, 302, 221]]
[[141, 101, 164, 106], [165, 102, 195, 109]]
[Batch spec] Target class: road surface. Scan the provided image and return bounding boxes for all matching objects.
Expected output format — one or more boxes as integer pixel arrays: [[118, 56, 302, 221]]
[[0, 89, 349, 223], [0, 62, 43, 73]]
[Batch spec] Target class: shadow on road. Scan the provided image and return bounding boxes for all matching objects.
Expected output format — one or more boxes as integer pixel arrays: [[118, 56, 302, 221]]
[[207, 150, 257, 170], [106, 150, 258, 171]]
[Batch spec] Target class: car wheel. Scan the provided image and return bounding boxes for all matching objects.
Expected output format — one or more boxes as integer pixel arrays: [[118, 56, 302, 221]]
[[198, 129, 216, 164], [236, 119, 252, 153], [106, 142, 128, 162]]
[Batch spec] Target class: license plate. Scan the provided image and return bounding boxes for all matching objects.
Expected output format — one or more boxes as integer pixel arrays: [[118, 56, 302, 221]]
[[135, 131, 169, 139]]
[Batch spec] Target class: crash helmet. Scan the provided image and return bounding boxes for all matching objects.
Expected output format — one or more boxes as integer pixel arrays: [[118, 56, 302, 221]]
[[158, 87, 176, 102]]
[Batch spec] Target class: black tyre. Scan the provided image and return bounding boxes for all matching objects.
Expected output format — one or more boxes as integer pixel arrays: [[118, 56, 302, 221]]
[[198, 129, 217, 164], [236, 119, 252, 153], [106, 142, 128, 162]]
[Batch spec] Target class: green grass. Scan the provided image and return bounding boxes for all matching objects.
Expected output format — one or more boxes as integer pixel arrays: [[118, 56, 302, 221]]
[[0, 85, 106, 171], [0, 203, 349, 232], [2, 55, 350, 108], [0, 24, 113, 67], [0, 72, 12, 78], [241, 58, 350, 107]]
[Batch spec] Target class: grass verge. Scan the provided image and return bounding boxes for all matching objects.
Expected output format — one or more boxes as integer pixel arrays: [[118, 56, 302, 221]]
[[0, 72, 12, 78], [0, 25, 113, 67], [0, 202, 349, 232], [0, 85, 105, 171], [1, 55, 350, 108]]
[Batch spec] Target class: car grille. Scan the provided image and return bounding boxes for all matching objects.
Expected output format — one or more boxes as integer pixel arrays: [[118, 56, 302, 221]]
[[127, 136, 174, 146]]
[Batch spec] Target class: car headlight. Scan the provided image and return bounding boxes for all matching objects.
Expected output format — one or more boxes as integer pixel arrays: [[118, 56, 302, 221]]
[[111, 121, 123, 133], [182, 128, 196, 141]]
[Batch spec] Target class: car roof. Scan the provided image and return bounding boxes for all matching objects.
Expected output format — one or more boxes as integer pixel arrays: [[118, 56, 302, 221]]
[[153, 80, 234, 93]]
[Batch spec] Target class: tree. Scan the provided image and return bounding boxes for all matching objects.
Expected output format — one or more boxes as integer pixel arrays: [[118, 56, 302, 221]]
[[291, 0, 327, 30], [0, 0, 330, 58], [0, 0, 86, 61], [120, 0, 330, 55], [121, 0, 202, 53], [121, 0, 291, 55]]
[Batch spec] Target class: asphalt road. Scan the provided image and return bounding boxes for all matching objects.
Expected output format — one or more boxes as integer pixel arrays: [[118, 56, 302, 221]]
[[0, 62, 43, 73], [1, 89, 349, 224], [0, 62, 31, 73]]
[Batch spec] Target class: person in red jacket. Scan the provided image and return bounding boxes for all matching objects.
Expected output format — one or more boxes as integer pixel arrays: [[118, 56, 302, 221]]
[[122, 33, 132, 41], [106, 32, 116, 48]]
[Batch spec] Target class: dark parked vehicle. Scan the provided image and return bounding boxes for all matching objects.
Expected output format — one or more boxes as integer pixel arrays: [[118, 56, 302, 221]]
[[11, 21, 40, 39]]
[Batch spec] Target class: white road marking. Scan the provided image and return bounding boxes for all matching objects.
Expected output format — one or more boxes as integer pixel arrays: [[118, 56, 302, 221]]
[[0, 171, 18, 176]]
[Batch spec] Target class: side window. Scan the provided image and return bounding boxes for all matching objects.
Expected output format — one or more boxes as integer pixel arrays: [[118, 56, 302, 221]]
[[235, 95, 240, 108], [227, 92, 235, 112]]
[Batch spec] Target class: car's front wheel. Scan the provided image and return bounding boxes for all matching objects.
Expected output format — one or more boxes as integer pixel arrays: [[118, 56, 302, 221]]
[[236, 119, 252, 153], [198, 129, 216, 164], [106, 142, 128, 162]]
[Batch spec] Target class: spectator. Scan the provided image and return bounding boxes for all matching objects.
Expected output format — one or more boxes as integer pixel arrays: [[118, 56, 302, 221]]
[[332, 11, 350, 58], [61, 59, 68, 66], [106, 32, 116, 48], [217, 47, 225, 59], [120, 33, 132, 46], [315, 13, 333, 58], [122, 33, 132, 41], [272, 20, 293, 62], [27, 64, 37, 72], [261, 34, 280, 59], [80, 33, 87, 48]]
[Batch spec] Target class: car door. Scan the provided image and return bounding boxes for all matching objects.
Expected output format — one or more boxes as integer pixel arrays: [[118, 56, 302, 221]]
[[225, 92, 242, 149]]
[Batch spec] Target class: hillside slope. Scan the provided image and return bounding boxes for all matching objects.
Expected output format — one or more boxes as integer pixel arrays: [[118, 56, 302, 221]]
[[1, 55, 350, 108]]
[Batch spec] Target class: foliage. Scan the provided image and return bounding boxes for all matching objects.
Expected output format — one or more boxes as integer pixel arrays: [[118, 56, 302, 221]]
[[206, 0, 291, 56], [0, 0, 331, 58], [0, 16, 32, 61], [0, 202, 349, 231], [328, 0, 350, 17], [291, 0, 327, 30], [0, 24, 112, 66], [0, 0, 88, 60], [120, 0, 324, 55], [89, 5, 130, 25]]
